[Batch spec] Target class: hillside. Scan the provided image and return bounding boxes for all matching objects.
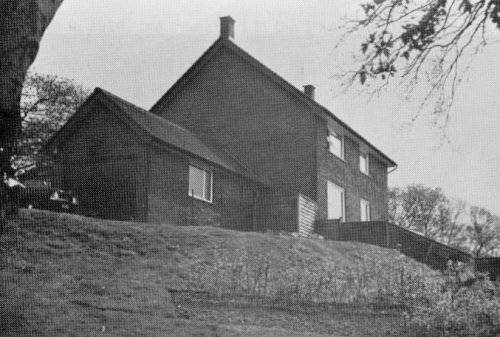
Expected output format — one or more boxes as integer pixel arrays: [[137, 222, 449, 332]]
[[0, 210, 438, 336]]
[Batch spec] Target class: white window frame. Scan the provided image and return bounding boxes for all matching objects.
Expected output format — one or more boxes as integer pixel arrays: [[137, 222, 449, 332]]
[[360, 198, 370, 222], [327, 181, 345, 221], [327, 131, 344, 160], [188, 165, 213, 203], [359, 152, 369, 175]]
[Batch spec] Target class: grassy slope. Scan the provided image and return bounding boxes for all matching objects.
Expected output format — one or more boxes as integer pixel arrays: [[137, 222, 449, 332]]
[[0, 210, 436, 336]]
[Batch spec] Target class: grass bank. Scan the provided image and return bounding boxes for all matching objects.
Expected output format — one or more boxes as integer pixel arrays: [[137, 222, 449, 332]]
[[1, 210, 438, 336]]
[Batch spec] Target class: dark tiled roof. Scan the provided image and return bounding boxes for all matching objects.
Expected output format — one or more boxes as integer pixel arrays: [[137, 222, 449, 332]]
[[95, 88, 266, 185], [150, 38, 396, 167]]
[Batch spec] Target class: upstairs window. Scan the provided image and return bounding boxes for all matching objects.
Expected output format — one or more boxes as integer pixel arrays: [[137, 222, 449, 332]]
[[327, 131, 344, 160], [188, 165, 213, 203], [359, 153, 369, 175], [360, 198, 370, 221]]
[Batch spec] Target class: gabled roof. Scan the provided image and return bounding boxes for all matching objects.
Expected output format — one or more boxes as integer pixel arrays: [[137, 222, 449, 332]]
[[45, 88, 267, 185], [150, 37, 397, 167]]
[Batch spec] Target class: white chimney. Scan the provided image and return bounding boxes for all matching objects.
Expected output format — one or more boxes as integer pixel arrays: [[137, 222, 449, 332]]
[[220, 16, 235, 40], [303, 85, 315, 100]]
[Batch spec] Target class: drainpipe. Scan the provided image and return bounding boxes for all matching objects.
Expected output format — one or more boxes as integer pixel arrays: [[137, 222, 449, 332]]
[[385, 164, 398, 247]]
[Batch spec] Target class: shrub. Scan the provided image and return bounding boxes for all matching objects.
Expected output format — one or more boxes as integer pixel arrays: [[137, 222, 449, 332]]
[[410, 278, 500, 337]]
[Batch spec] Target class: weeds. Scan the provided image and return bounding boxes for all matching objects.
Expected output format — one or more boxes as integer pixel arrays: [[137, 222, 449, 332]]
[[408, 277, 500, 337], [192, 244, 441, 308]]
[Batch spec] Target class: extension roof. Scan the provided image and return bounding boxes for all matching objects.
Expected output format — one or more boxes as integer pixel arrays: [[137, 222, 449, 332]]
[[44, 88, 267, 185], [150, 37, 397, 167]]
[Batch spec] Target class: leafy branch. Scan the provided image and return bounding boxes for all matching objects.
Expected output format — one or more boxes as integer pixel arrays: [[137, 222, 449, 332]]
[[337, 0, 500, 128]]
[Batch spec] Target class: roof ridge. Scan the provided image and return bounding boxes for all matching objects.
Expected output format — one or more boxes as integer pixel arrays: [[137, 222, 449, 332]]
[[94, 87, 266, 184], [149, 38, 396, 167], [96, 87, 147, 112], [149, 38, 224, 112], [96, 87, 193, 134], [219, 39, 397, 167]]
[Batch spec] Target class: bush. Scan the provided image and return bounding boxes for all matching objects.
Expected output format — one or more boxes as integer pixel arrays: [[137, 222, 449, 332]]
[[410, 278, 500, 337]]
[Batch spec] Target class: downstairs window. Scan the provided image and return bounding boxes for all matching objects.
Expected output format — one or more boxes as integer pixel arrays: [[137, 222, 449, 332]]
[[188, 165, 213, 203], [360, 198, 370, 221]]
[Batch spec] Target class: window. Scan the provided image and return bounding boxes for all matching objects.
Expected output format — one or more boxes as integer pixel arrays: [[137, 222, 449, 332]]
[[327, 181, 345, 221], [188, 165, 213, 202], [327, 131, 344, 160], [360, 198, 370, 221], [359, 153, 369, 175]]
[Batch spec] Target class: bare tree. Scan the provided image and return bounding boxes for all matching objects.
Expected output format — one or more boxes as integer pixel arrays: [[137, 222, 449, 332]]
[[339, 0, 500, 126], [389, 185, 468, 247], [0, 0, 64, 219], [432, 199, 468, 247], [390, 184, 447, 236], [467, 206, 500, 257]]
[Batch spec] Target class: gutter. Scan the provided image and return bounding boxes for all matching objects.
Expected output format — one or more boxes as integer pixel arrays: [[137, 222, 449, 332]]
[[388, 164, 398, 174]]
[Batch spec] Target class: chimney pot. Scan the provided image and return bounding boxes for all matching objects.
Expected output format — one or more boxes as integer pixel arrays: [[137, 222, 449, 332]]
[[220, 16, 235, 40], [303, 85, 315, 100]]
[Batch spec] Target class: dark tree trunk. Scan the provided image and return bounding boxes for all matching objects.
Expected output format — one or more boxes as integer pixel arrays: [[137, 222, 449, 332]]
[[0, 0, 64, 226]]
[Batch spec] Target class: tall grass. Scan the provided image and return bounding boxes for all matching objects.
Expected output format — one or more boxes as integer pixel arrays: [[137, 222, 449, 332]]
[[191, 246, 442, 307]]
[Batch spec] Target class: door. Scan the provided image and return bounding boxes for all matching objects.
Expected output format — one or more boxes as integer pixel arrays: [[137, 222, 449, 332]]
[[327, 181, 345, 221]]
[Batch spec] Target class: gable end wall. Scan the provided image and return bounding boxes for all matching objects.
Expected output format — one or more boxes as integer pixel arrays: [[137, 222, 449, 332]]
[[153, 46, 318, 200], [52, 100, 149, 221]]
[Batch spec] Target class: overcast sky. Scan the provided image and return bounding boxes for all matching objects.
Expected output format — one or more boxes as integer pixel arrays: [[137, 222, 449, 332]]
[[31, 0, 500, 214]]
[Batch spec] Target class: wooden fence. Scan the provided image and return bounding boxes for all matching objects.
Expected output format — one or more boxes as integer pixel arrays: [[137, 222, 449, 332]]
[[315, 220, 500, 280], [297, 194, 317, 237]]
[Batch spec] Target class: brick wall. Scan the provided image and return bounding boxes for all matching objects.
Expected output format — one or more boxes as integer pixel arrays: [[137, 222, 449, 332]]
[[53, 100, 148, 221], [147, 145, 263, 231], [53, 96, 267, 229], [255, 190, 299, 233], [316, 122, 389, 222], [151, 44, 392, 225], [152, 46, 318, 200]]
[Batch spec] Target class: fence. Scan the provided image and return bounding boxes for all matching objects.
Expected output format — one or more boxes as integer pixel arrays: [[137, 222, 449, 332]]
[[315, 219, 500, 280], [297, 194, 317, 237], [476, 257, 500, 280]]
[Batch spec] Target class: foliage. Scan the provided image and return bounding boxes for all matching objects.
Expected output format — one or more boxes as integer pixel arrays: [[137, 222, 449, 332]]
[[389, 184, 500, 256], [14, 73, 90, 174], [389, 185, 466, 246], [467, 206, 500, 257], [410, 276, 500, 336], [340, 0, 500, 125]]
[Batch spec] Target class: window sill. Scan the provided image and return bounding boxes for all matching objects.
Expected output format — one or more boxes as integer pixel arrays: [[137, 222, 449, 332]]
[[328, 152, 346, 163], [327, 218, 345, 222], [189, 194, 213, 204]]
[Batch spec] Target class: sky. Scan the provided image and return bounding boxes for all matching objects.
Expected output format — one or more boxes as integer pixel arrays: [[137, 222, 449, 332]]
[[30, 0, 500, 214]]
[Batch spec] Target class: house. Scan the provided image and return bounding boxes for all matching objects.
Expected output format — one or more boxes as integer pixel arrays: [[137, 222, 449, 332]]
[[44, 17, 396, 233]]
